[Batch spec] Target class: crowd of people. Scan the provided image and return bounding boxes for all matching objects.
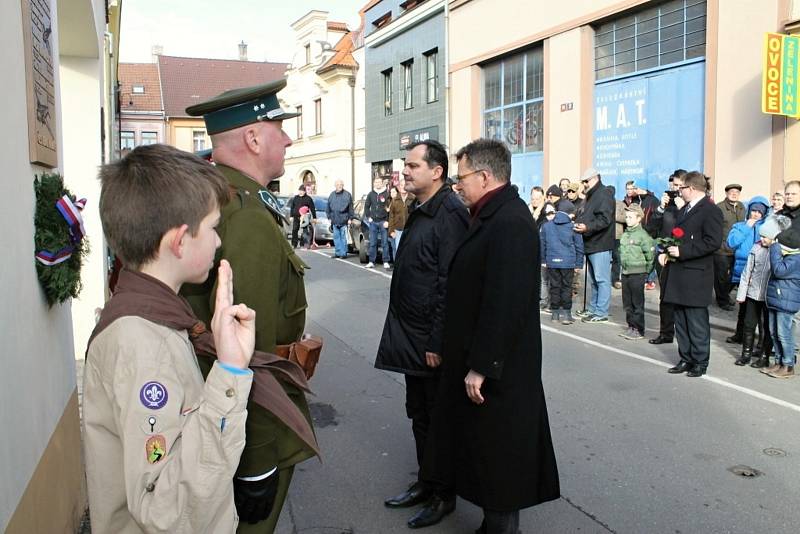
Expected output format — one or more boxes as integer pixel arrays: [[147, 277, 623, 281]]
[[529, 169, 800, 379]]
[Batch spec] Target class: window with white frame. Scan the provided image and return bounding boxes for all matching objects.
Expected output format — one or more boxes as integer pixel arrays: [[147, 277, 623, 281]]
[[383, 69, 393, 116], [314, 98, 322, 135], [296, 105, 303, 139], [140, 131, 157, 145], [483, 47, 544, 154], [402, 60, 413, 109], [594, 0, 706, 80], [121, 131, 135, 150], [132, 85, 145, 94], [425, 49, 438, 103], [193, 130, 206, 151]]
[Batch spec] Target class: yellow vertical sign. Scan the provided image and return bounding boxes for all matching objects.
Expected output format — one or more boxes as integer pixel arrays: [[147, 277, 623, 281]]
[[763, 32, 800, 118]]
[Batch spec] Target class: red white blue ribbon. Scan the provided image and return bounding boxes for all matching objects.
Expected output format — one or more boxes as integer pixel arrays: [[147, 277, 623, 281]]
[[35, 195, 87, 266]]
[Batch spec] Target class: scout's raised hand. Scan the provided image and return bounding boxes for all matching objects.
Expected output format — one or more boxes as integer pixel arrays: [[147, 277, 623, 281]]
[[211, 259, 256, 369]]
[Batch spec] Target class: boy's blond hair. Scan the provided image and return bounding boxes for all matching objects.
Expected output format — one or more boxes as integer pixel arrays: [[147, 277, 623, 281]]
[[99, 144, 229, 269]]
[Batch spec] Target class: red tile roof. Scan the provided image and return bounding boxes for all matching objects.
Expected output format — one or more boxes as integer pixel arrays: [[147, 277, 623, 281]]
[[119, 63, 162, 112], [157, 55, 289, 118], [318, 32, 360, 73], [327, 21, 349, 32]]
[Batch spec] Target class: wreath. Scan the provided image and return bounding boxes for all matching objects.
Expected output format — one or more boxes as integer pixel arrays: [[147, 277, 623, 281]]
[[33, 172, 89, 306]]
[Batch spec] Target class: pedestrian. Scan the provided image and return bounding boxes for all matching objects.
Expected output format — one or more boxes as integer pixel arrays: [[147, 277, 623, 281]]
[[289, 184, 317, 249], [298, 206, 312, 248], [387, 185, 408, 257], [771, 191, 784, 213], [84, 144, 259, 533], [661, 171, 724, 377], [364, 176, 391, 269], [559, 177, 571, 194], [375, 140, 469, 529], [573, 168, 616, 323], [528, 186, 547, 227], [424, 138, 560, 534], [624, 180, 660, 289], [326, 179, 355, 259], [763, 227, 800, 378], [648, 170, 687, 345], [182, 80, 319, 533], [713, 184, 746, 310], [618, 204, 655, 340], [540, 202, 584, 324], [725, 196, 770, 344], [778, 181, 800, 228], [732, 215, 788, 367], [566, 182, 584, 212]]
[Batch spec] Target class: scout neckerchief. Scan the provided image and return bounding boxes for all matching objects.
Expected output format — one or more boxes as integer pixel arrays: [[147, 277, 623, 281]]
[[258, 189, 290, 226], [87, 268, 320, 457]]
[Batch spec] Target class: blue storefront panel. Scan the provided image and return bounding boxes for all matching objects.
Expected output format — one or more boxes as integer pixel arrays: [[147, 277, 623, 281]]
[[594, 61, 705, 199], [511, 152, 544, 200]]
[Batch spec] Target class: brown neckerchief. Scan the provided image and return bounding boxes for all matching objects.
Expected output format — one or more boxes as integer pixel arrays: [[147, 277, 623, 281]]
[[87, 268, 319, 457]]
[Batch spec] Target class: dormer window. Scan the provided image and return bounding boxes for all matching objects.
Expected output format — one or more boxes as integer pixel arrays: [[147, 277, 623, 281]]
[[132, 85, 145, 94]]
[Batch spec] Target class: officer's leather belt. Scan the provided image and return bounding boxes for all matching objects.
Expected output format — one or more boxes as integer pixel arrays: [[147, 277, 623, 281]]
[[275, 335, 323, 380]]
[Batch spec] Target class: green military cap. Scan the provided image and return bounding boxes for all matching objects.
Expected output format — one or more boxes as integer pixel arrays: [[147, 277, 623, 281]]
[[185, 79, 300, 135]]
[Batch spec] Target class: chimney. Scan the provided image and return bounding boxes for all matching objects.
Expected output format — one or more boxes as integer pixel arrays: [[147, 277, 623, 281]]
[[151, 44, 163, 63], [238, 40, 248, 61]]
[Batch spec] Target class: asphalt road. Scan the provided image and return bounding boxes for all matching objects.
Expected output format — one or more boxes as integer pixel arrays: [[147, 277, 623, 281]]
[[275, 248, 800, 534]]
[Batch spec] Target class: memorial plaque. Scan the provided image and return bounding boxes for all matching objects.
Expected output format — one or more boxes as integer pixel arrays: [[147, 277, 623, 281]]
[[20, 0, 58, 168]]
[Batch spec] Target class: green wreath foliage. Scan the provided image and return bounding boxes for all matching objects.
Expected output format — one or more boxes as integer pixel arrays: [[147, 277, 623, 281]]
[[34, 173, 89, 306]]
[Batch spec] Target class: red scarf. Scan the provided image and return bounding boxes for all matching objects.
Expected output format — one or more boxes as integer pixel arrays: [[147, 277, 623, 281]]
[[470, 183, 509, 221]]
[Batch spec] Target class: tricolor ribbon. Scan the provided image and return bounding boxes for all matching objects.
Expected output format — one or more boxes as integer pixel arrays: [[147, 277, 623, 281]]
[[35, 195, 87, 266]]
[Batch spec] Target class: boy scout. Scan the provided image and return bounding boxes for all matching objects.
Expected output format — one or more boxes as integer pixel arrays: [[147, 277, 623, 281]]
[[83, 144, 256, 532], [181, 79, 317, 533]]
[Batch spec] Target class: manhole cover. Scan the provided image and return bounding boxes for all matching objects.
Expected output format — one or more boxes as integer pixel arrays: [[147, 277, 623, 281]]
[[728, 465, 763, 478], [763, 448, 787, 457]]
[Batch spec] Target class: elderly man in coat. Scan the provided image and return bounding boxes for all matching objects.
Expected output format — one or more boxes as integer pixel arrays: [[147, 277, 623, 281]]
[[423, 138, 560, 534]]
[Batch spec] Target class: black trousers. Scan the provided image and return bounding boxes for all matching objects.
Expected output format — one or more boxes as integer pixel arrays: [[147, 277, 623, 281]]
[[713, 254, 734, 306], [611, 239, 621, 283], [622, 273, 647, 334], [656, 262, 674, 339], [673, 305, 711, 370], [291, 217, 302, 247], [477, 509, 520, 534], [547, 268, 575, 310], [742, 298, 773, 353]]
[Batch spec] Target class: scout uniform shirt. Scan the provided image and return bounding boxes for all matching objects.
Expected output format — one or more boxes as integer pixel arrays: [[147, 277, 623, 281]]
[[82, 317, 252, 533], [181, 164, 316, 477]]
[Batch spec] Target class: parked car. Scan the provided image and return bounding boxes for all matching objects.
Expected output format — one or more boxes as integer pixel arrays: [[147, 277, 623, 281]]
[[348, 195, 390, 263], [279, 195, 333, 244]]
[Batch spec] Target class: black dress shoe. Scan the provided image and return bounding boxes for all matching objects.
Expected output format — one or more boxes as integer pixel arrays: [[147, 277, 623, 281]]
[[668, 362, 691, 374], [407, 496, 455, 529], [686, 367, 707, 377], [384, 482, 431, 508], [725, 334, 742, 344], [649, 335, 673, 345]]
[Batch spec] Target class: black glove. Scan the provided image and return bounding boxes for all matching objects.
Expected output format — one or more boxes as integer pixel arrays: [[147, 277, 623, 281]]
[[233, 471, 280, 524]]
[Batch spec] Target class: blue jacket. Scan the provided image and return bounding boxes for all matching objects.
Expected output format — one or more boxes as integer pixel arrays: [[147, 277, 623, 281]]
[[766, 243, 800, 313], [726, 196, 770, 283], [540, 212, 584, 269], [326, 189, 355, 226]]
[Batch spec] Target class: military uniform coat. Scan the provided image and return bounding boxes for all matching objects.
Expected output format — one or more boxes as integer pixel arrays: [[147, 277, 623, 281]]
[[661, 196, 724, 308], [181, 164, 315, 477], [426, 184, 560, 512]]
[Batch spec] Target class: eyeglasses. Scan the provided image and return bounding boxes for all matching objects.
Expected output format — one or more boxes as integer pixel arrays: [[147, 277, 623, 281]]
[[678, 185, 691, 190], [450, 169, 486, 182]]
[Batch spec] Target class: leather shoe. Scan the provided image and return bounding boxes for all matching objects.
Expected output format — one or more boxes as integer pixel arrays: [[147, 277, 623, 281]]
[[384, 482, 431, 508], [407, 496, 455, 529], [686, 367, 707, 377], [668, 361, 691, 374], [649, 335, 673, 345]]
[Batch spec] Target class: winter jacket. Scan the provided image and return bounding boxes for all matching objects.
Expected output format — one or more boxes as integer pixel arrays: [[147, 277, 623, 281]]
[[766, 243, 800, 313], [575, 179, 615, 254], [778, 204, 800, 232], [388, 197, 408, 234], [649, 198, 681, 241], [726, 196, 769, 283], [364, 188, 390, 222], [716, 198, 746, 255], [624, 191, 660, 236], [736, 243, 771, 303], [540, 211, 584, 269], [326, 189, 354, 227], [289, 194, 316, 218], [619, 225, 655, 275]]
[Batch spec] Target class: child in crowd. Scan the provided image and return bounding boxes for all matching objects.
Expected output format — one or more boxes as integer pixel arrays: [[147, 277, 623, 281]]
[[540, 203, 584, 324], [83, 144, 255, 532], [618, 205, 655, 340], [733, 216, 786, 366], [764, 226, 800, 378], [298, 205, 313, 248]]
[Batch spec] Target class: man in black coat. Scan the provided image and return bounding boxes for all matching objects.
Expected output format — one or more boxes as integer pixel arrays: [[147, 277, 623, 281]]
[[374, 140, 469, 529], [424, 138, 559, 534], [659, 171, 724, 377]]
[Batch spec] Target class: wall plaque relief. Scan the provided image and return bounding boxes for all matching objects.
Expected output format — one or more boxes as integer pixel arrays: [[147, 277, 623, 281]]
[[21, 0, 58, 168]]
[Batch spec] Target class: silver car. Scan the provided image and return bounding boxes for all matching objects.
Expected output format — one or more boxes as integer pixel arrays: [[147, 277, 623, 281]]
[[278, 195, 333, 244]]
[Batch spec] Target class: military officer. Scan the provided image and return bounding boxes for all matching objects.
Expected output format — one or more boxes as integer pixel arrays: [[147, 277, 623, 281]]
[[181, 79, 316, 533]]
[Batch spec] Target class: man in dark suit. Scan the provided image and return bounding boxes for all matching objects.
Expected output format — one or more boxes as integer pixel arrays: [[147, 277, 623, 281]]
[[423, 139, 560, 534], [659, 171, 724, 377]]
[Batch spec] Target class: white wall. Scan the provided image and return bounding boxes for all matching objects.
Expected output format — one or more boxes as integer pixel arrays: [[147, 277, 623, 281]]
[[0, 0, 79, 528]]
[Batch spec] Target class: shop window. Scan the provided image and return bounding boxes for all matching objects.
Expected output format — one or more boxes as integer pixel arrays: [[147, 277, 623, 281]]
[[594, 0, 707, 80], [482, 47, 544, 154]]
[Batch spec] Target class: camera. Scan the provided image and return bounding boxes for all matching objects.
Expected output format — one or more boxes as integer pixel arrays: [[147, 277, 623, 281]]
[[665, 190, 678, 199]]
